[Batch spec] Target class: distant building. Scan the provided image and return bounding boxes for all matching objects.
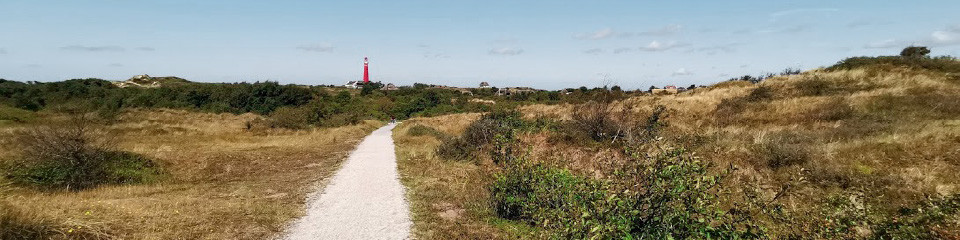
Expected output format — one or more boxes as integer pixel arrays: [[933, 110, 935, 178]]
[[344, 81, 362, 89], [651, 85, 679, 94], [479, 82, 491, 88], [382, 83, 398, 90], [497, 87, 538, 96]]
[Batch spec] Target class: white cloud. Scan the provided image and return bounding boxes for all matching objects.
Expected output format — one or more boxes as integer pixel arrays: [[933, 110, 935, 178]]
[[637, 24, 683, 36], [931, 30, 960, 45], [672, 68, 693, 76], [489, 47, 524, 56], [574, 24, 682, 40], [639, 41, 688, 52], [864, 39, 905, 49], [296, 43, 334, 52], [60, 45, 125, 52], [574, 28, 616, 40], [613, 47, 634, 54], [583, 48, 603, 54]]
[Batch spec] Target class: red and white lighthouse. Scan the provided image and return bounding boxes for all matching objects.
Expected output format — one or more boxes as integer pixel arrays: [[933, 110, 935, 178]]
[[362, 57, 370, 84]]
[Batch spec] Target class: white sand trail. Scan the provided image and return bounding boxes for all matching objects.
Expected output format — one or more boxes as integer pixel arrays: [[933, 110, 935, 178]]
[[284, 124, 411, 240]]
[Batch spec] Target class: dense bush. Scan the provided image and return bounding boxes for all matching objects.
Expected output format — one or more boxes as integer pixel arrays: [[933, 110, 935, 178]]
[[570, 101, 621, 142], [826, 55, 960, 73], [490, 147, 763, 239], [751, 134, 811, 169], [437, 109, 525, 162], [2, 118, 162, 190], [0, 105, 36, 123], [405, 124, 443, 137]]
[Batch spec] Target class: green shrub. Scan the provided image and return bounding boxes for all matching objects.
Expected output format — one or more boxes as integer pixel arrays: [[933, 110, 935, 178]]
[[0, 105, 35, 123], [406, 124, 442, 137], [268, 106, 312, 129], [872, 194, 960, 239], [491, 147, 764, 239], [437, 109, 525, 161], [3, 119, 163, 190], [751, 133, 811, 169], [794, 76, 839, 96], [746, 85, 774, 102], [826, 55, 960, 73], [570, 101, 621, 142], [436, 136, 474, 161]]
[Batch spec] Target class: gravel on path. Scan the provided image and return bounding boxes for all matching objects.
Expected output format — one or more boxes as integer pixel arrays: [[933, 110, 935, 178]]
[[284, 123, 411, 240]]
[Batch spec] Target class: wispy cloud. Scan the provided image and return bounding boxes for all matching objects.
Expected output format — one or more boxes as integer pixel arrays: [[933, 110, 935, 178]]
[[108, 63, 124, 67], [864, 39, 905, 49], [24, 64, 42, 68], [636, 24, 683, 36], [583, 48, 603, 55], [613, 47, 634, 54], [697, 43, 741, 55], [60, 45, 125, 52], [847, 19, 894, 29], [672, 68, 693, 76], [757, 25, 812, 34], [574, 24, 683, 40], [296, 43, 334, 52], [769, 8, 839, 22], [423, 53, 450, 59], [574, 28, 617, 40], [0, 48, 6, 54], [489, 47, 524, 56], [639, 41, 688, 52], [929, 25, 960, 46]]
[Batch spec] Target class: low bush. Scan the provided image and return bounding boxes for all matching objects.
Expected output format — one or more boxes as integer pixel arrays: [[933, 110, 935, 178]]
[[746, 85, 775, 102], [3, 118, 163, 190], [750, 133, 811, 169], [490, 147, 763, 239], [826, 55, 960, 73], [268, 106, 312, 129], [803, 97, 854, 121], [793, 76, 839, 96], [436, 136, 474, 161], [437, 109, 525, 161], [405, 124, 443, 138], [0, 105, 35, 123], [570, 101, 621, 142]]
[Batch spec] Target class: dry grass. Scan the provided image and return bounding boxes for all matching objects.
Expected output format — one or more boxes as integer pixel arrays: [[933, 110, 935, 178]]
[[394, 113, 537, 239], [515, 66, 960, 236], [0, 109, 381, 239]]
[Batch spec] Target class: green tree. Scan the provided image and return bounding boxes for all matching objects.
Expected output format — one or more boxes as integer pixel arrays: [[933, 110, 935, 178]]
[[900, 46, 931, 59]]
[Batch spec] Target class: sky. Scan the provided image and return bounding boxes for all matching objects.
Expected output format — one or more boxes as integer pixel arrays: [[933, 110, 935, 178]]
[[1, 0, 959, 90]]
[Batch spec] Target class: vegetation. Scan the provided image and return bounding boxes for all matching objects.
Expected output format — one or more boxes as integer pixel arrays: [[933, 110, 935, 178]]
[[3, 116, 162, 190], [400, 47, 960, 239]]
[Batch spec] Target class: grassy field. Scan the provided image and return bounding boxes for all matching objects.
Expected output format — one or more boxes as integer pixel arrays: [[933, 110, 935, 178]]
[[0, 109, 380, 239], [399, 62, 960, 238]]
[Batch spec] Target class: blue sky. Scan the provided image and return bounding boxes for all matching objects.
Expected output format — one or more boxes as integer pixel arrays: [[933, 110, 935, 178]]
[[1, 0, 958, 90]]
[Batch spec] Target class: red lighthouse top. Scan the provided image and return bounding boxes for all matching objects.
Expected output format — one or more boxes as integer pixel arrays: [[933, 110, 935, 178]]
[[363, 57, 370, 84]]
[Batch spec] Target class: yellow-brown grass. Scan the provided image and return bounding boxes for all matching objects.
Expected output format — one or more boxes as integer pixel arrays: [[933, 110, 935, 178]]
[[517, 66, 960, 235], [394, 113, 536, 239], [0, 109, 381, 239]]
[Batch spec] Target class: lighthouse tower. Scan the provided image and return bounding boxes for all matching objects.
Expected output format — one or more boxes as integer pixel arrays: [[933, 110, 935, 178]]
[[363, 57, 370, 84]]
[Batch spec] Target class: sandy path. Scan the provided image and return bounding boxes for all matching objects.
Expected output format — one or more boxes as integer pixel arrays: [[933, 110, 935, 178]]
[[284, 124, 411, 240]]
